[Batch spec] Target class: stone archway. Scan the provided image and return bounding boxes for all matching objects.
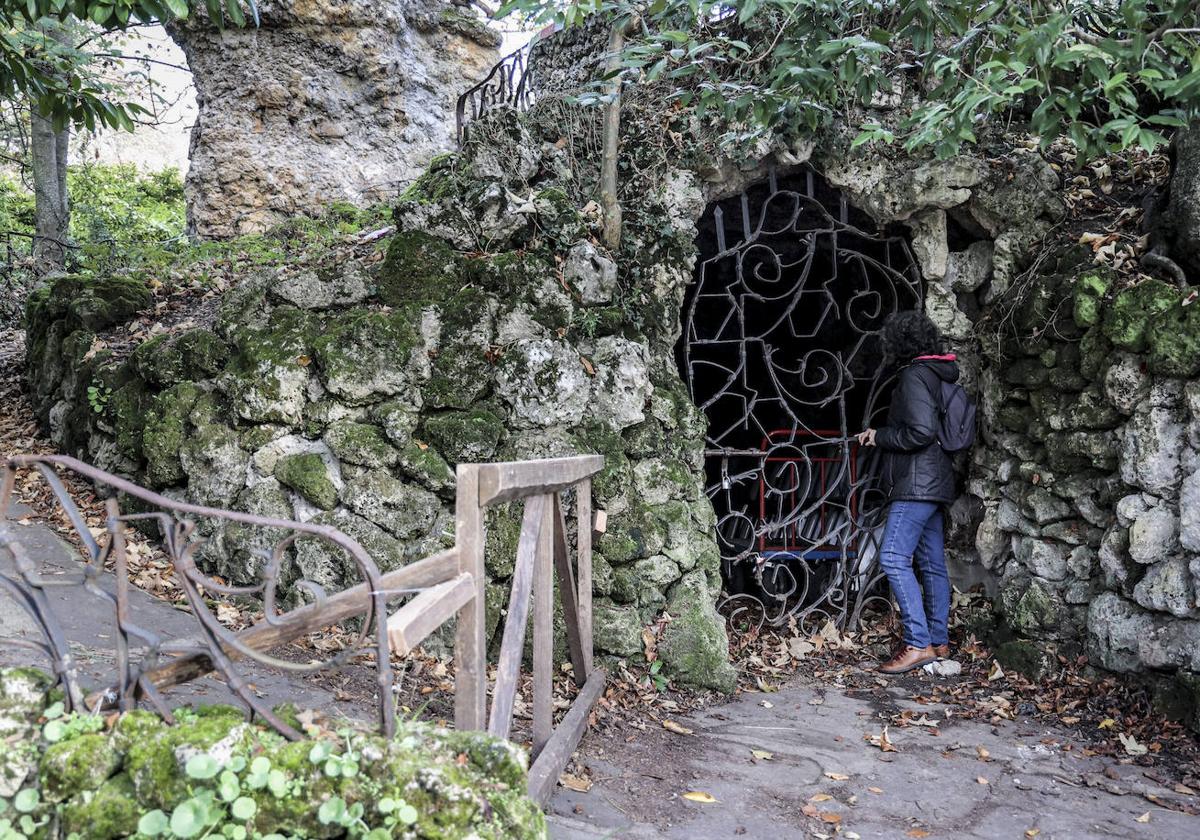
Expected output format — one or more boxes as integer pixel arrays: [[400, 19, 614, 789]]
[[679, 167, 925, 633]]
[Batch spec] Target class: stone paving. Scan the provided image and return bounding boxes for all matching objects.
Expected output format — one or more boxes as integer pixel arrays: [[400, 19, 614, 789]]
[[547, 675, 1200, 840]]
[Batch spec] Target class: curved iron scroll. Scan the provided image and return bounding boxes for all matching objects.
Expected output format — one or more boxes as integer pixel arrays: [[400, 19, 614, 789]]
[[681, 169, 924, 635], [0, 454, 401, 740], [456, 43, 536, 144]]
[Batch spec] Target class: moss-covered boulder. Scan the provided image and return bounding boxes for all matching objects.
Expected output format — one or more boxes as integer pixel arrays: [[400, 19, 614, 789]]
[[422, 408, 505, 463], [313, 307, 427, 404], [40, 733, 123, 802], [1101, 279, 1179, 352], [378, 230, 466, 304], [0, 670, 547, 839], [129, 329, 230, 387], [323, 420, 398, 467], [275, 452, 339, 510]]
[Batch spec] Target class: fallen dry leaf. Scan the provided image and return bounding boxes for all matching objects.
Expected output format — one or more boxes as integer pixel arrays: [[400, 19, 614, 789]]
[[819, 812, 842, 825], [750, 749, 774, 761], [1025, 830, 1040, 838], [987, 660, 1004, 681], [977, 776, 989, 785], [824, 772, 851, 781], [1135, 812, 1150, 824], [559, 773, 592, 793], [867, 787, 884, 794], [906, 830, 931, 839], [809, 794, 833, 803], [1118, 732, 1148, 756], [976, 746, 991, 760], [865, 726, 898, 752], [682, 791, 717, 804], [662, 719, 693, 736], [1098, 718, 1116, 730]]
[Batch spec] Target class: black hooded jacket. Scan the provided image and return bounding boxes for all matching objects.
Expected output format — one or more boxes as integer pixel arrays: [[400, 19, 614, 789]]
[[875, 356, 960, 504]]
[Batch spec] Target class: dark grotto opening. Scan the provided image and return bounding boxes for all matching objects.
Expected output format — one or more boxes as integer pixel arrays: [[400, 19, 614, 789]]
[[677, 168, 926, 630]]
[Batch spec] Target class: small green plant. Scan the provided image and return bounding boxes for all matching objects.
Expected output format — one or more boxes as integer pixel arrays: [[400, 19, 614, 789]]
[[41, 701, 104, 743], [86, 383, 112, 414], [574, 308, 601, 338], [648, 659, 668, 692]]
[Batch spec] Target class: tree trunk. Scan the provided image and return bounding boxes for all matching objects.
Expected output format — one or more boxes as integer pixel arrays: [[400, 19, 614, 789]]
[[30, 21, 72, 275], [1162, 120, 1200, 284], [30, 109, 70, 272]]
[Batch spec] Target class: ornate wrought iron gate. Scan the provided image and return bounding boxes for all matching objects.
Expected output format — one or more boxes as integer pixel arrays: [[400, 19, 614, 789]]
[[680, 169, 924, 633]]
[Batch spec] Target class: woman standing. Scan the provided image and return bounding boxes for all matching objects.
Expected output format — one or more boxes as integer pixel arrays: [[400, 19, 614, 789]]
[[856, 312, 960, 674]]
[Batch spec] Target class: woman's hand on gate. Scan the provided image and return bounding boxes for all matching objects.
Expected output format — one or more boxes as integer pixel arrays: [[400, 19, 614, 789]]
[[856, 428, 877, 447]]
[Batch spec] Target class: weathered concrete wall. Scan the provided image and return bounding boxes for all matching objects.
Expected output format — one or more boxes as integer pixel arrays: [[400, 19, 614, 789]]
[[172, 0, 499, 238]]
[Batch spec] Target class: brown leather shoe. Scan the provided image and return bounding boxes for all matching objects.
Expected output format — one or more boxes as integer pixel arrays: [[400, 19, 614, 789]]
[[933, 644, 950, 659], [879, 645, 937, 674]]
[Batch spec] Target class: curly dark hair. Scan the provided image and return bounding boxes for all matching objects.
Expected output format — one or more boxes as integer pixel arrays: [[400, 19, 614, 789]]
[[879, 311, 943, 368]]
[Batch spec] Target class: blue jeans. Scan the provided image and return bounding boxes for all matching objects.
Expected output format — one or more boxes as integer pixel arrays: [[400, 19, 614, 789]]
[[879, 501, 950, 650]]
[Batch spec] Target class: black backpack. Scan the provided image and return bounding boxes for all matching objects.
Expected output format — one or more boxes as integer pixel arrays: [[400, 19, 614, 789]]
[[936, 380, 976, 452]]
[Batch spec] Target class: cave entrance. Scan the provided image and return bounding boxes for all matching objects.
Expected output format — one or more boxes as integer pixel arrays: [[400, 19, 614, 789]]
[[679, 168, 924, 633]]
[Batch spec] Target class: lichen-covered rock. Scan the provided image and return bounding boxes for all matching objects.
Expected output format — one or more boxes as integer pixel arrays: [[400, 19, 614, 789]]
[[314, 307, 430, 405], [226, 307, 313, 425], [1128, 505, 1179, 564], [496, 338, 592, 429], [342, 468, 452, 547], [564, 240, 618, 303], [592, 604, 644, 658], [272, 265, 373, 310], [0, 668, 52, 797], [1088, 592, 1200, 673], [179, 423, 249, 507], [1132, 557, 1198, 618], [1121, 403, 1186, 498], [1102, 279, 1179, 352], [587, 337, 652, 429]]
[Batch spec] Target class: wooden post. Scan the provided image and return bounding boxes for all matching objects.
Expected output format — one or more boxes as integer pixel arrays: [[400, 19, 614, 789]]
[[532, 493, 555, 759], [453, 464, 486, 731], [576, 477, 594, 675], [488, 494, 547, 740], [551, 495, 588, 683]]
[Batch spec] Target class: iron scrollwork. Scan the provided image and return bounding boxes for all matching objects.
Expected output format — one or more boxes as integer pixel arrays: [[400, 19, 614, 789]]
[[681, 169, 924, 635], [0, 454, 404, 740]]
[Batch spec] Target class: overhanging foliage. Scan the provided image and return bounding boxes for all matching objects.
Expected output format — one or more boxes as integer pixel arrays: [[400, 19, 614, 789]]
[[499, 0, 1200, 161], [0, 0, 257, 133]]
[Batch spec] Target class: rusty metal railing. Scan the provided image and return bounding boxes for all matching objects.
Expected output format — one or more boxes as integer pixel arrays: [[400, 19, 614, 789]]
[[0, 454, 402, 740]]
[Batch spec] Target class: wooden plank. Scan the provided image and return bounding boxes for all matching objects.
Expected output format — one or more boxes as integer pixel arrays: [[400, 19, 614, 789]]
[[486, 494, 547, 740], [526, 668, 607, 807], [453, 465, 487, 732], [476, 455, 604, 507], [576, 478, 593, 676], [387, 573, 476, 657], [551, 494, 588, 683], [87, 548, 461, 708], [532, 495, 554, 759]]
